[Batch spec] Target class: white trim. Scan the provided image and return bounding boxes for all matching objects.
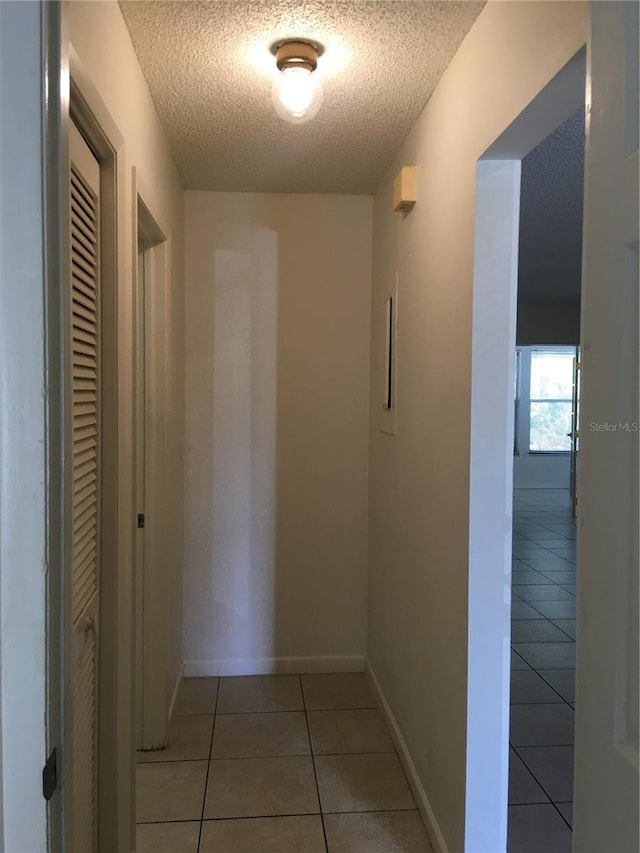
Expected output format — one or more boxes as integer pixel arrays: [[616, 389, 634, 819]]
[[184, 656, 365, 677], [133, 177, 172, 751], [0, 3, 48, 849], [467, 159, 520, 853], [366, 660, 448, 853], [167, 663, 184, 720]]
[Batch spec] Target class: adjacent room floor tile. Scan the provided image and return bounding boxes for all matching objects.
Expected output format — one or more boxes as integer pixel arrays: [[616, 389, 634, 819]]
[[514, 585, 574, 602], [136, 761, 207, 823], [512, 546, 547, 558], [549, 619, 576, 640], [508, 749, 549, 805], [528, 600, 576, 620], [507, 804, 572, 853], [324, 811, 433, 853], [217, 675, 304, 714], [512, 643, 575, 670], [199, 815, 326, 853], [538, 669, 575, 702], [523, 531, 570, 541], [511, 601, 545, 620], [137, 714, 213, 763], [308, 709, 394, 755], [510, 670, 565, 704], [538, 571, 576, 585], [315, 753, 414, 813], [211, 712, 310, 759], [549, 548, 576, 559], [510, 704, 574, 747], [521, 557, 574, 572], [511, 620, 573, 644], [511, 650, 531, 670], [556, 802, 573, 828], [512, 570, 555, 585], [204, 756, 319, 818], [516, 746, 574, 802], [136, 821, 200, 853], [302, 672, 375, 710], [173, 677, 219, 716]]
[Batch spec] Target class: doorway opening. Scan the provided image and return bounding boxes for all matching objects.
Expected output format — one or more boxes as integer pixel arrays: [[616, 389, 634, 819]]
[[466, 48, 586, 853], [509, 95, 586, 852], [135, 191, 171, 752]]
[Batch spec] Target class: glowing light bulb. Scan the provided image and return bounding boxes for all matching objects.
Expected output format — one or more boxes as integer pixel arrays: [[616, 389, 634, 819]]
[[271, 41, 324, 124]]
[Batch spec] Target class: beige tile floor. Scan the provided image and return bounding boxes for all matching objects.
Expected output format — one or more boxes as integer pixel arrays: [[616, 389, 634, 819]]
[[136, 673, 434, 852]]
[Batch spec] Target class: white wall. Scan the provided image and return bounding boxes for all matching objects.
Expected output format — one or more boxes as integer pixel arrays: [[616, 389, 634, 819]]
[[69, 0, 185, 698], [68, 2, 185, 846], [0, 3, 48, 849], [516, 302, 580, 345], [184, 192, 372, 675], [367, 2, 587, 851], [513, 454, 570, 490]]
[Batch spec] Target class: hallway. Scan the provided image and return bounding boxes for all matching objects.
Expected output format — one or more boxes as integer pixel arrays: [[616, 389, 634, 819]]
[[136, 673, 433, 852], [508, 488, 576, 853]]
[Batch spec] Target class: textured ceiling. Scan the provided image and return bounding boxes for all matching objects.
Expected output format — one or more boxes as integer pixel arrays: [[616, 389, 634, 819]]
[[119, 0, 485, 193], [518, 109, 585, 304]]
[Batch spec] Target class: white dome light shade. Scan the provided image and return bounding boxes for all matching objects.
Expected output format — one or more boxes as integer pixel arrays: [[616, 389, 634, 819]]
[[272, 66, 323, 124], [271, 40, 324, 125]]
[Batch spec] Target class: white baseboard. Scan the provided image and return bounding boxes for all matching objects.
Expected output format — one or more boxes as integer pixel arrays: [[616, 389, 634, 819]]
[[168, 662, 183, 719], [366, 660, 449, 853], [183, 655, 366, 677]]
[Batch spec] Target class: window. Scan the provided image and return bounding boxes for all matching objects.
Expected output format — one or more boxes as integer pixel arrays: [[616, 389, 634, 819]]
[[513, 346, 578, 455], [529, 349, 575, 451]]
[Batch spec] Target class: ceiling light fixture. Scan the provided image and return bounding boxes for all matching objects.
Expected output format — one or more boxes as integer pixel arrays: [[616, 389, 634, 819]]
[[271, 40, 324, 124]]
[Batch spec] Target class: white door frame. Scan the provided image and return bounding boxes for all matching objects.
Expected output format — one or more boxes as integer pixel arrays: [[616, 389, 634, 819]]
[[133, 180, 172, 751], [466, 48, 585, 851], [0, 2, 51, 850], [43, 1, 66, 848]]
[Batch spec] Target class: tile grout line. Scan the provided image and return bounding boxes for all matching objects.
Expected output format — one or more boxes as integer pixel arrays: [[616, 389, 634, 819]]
[[300, 675, 330, 853], [196, 678, 220, 853], [525, 663, 575, 710], [511, 745, 574, 832], [511, 658, 575, 705], [138, 747, 396, 765], [177, 706, 378, 718], [135, 806, 424, 827]]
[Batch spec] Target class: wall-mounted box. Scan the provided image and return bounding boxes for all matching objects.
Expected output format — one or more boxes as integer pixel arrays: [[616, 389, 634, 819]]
[[393, 166, 417, 212]]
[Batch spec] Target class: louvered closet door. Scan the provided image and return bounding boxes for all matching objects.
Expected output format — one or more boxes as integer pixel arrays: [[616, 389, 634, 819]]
[[69, 120, 101, 853]]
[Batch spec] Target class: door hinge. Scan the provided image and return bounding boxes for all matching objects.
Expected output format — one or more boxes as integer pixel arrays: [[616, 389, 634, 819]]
[[137, 513, 145, 529], [43, 748, 57, 801]]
